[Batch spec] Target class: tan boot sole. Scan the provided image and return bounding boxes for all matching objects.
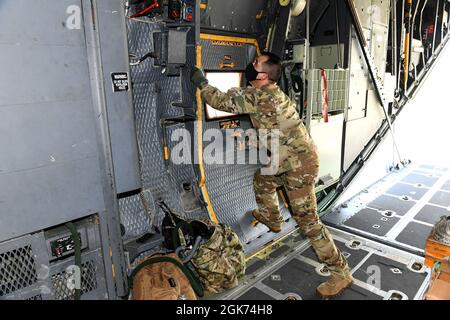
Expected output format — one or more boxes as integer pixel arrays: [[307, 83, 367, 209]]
[[251, 211, 282, 233], [316, 280, 353, 299]]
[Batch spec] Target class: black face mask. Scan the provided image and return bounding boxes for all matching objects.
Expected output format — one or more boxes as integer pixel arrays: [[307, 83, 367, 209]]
[[245, 63, 261, 82]]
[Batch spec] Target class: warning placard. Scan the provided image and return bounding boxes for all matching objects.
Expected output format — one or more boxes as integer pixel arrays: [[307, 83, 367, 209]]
[[111, 72, 129, 92]]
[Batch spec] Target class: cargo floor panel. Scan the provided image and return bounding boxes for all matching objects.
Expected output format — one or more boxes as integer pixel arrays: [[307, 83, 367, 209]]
[[342, 208, 401, 236], [367, 194, 416, 216], [394, 222, 433, 249], [385, 183, 429, 201], [352, 254, 428, 299], [441, 180, 450, 192], [215, 227, 430, 300], [322, 164, 450, 254], [246, 258, 268, 275], [429, 190, 450, 207], [260, 258, 381, 300], [401, 172, 440, 188], [414, 204, 450, 224], [261, 258, 323, 300]]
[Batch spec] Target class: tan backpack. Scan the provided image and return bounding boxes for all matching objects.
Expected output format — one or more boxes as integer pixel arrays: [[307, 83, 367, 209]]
[[130, 253, 203, 300]]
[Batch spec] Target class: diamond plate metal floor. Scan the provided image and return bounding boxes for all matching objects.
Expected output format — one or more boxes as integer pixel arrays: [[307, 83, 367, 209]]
[[322, 164, 450, 255], [211, 227, 430, 300]]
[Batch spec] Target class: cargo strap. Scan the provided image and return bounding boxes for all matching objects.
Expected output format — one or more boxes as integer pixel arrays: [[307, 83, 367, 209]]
[[321, 69, 329, 123]]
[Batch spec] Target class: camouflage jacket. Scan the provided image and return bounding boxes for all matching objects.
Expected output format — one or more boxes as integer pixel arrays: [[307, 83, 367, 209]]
[[201, 84, 318, 174]]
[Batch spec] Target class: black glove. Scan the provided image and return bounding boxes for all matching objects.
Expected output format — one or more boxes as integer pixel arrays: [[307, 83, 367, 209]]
[[190, 67, 208, 89]]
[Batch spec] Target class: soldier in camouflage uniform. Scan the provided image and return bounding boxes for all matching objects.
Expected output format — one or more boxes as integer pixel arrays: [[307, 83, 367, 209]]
[[191, 52, 353, 298]]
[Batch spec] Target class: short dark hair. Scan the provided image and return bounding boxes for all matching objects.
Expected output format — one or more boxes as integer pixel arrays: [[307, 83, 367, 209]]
[[261, 51, 282, 83]]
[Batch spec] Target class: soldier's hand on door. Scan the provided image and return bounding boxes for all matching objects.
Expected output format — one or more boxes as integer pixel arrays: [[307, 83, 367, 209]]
[[191, 67, 208, 89]]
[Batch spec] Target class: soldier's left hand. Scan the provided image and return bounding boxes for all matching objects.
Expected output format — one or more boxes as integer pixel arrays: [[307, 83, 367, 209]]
[[190, 67, 209, 89]]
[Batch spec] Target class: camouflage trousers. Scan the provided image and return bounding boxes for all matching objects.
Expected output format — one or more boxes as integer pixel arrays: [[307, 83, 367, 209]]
[[253, 152, 350, 276]]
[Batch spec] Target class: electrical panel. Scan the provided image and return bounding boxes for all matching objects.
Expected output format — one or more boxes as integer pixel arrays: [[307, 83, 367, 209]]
[[153, 29, 188, 76], [168, 0, 195, 22], [46, 227, 88, 261], [129, 0, 195, 22]]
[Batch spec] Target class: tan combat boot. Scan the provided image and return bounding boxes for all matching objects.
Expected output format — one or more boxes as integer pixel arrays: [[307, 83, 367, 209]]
[[251, 210, 283, 233], [316, 273, 354, 298]]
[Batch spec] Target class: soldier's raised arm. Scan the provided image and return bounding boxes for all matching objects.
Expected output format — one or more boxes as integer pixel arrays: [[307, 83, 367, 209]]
[[190, 67, 258, 114]]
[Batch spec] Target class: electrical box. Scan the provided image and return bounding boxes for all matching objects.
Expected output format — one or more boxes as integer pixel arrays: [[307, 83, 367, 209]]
[[45, 226, 89, 261], [153, 29, 188, 76], [292, 44, 306, 63], [310, 44, 345, 69]]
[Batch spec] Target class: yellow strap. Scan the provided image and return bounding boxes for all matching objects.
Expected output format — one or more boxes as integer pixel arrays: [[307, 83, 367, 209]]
[[196, 45, 219, 224]]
